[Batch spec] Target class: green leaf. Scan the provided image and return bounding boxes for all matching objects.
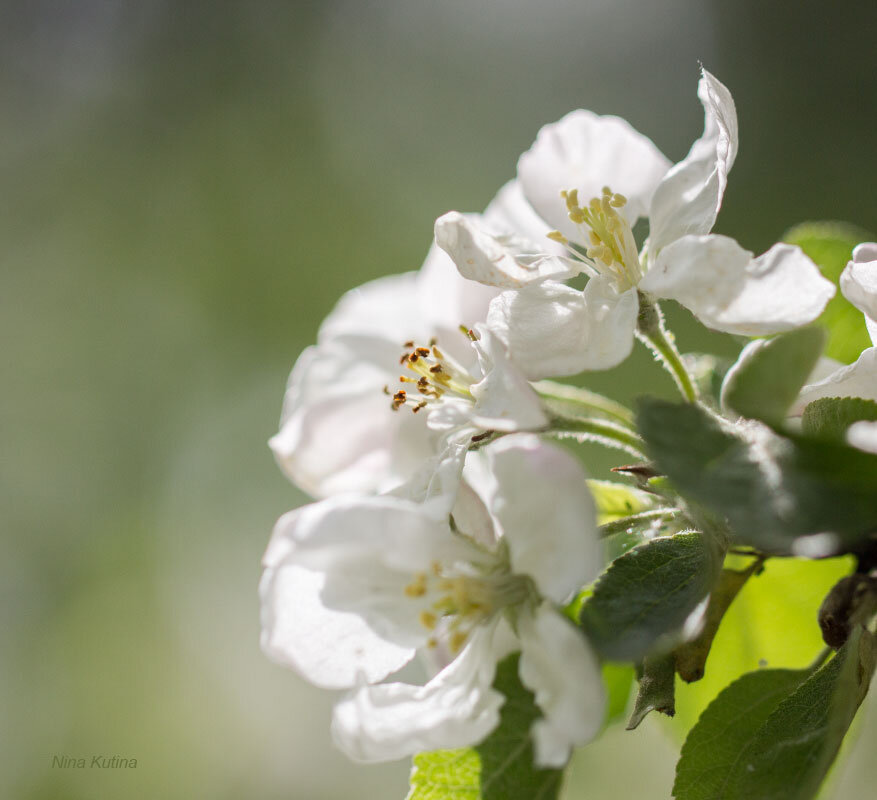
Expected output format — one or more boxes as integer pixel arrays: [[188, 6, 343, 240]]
[[700, 627, 876, 800], [408, 654, 563, 800], [638, 398, 877, 554], [627, 653, 676, 730], [784, 221, 874, 364], [673, 667, 811, 799], [722, 327, 825, 424], [801, 396, 877, 440], [674, 561, 764, 683], [586, 479, 656, 524], [671, 555, 853, 737], [579, 532, 718, 660]]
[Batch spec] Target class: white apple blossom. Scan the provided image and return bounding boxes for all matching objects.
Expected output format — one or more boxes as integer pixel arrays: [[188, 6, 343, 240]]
[[269, 238, 546, 498], [260, 434, 605, 766], [435, 69, 835, 378], [793, 243, 877, 412]]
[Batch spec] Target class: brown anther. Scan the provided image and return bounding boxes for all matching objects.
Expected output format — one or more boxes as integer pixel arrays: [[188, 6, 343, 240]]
[[393, 390, 406, 401], [399, 354, 409, 365], [382, 385, 390, 395], [412, 401, 428, 413], [408, 353, 419, 363], [429, 364, 443, 374], [403, 340, 415, 348], [429, 337, 437, 346], [415, 347, 431, 357], [417, 376, 429, 387]]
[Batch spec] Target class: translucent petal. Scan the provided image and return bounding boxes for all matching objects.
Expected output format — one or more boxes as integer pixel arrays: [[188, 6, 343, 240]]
[[331, 626, 503, 762], [648, 69, 738, 253], [517, 110, 670, 240], [486, 278, 638, 379], [518, 605, 606, 767], [484, 435, 601, 602]]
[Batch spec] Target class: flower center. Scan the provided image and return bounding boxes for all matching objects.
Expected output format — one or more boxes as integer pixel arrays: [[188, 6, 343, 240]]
[[403, 560, 534, 653], [385, 337, 477, 414], [548, 186, 644, 292]]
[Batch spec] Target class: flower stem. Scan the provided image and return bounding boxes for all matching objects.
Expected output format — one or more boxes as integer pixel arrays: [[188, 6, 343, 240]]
[[533, 380, 636, 429], [547, 413, 647, 459], [635, 294, 699, 403]]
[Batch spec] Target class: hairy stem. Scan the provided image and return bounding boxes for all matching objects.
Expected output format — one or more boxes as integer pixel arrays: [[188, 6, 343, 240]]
[[547, 413, 647, 459], [636, 294, 699, 403], [533, 379, 636, 429]]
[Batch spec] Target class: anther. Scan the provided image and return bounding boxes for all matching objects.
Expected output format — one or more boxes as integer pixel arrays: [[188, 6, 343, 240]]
[[419, 611, 437, 630], [415, 347, 431, 357], [547, 230, 568, 244], [403, 340, 415, 348], [429, 364, 443, 374], [610, 193, 627, 207]]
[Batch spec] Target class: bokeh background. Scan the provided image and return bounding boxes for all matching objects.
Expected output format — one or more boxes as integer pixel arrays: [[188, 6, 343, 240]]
[[3, 2, 876, 798]]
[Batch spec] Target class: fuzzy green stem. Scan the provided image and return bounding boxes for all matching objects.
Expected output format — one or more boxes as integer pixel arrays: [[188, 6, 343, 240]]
[[547, 413, 647, 459], [636, 294, 699, 403], [533, 379, 636, 429]]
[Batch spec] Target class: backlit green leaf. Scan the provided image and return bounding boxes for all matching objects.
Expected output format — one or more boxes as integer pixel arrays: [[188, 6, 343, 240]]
[[721, 327, 825, 424], [784, 222, 873, 363], [579, 532, 718, 661]]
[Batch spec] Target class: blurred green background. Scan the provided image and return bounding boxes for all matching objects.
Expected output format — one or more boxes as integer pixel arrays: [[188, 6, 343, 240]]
[[3, 2, 876, 798]]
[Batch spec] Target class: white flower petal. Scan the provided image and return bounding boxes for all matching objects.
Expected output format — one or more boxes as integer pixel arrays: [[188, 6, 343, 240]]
[[648, 69, 739, 253], [840, 255, 877, 335], [643, 237, 834, 336], [260, 561, 414, 690], [517, 110, 671, 239], [434, 211, 576, 289], [485, 435, 601, 601], [269, 337, 435, 497], [470, 326, 548, 432], [331, 626, 503, 762], [483, 179, 558, 250], [853, 242, 877, 262], [640, 232, 750, 314], [707, 244, 836, 335], [847, 420, 877, 454], [270, 496, 482, 648], [318, 272, 431, 343], [518, 604, 606, 767], [416, 242, 499, 365], [796, 348, 877, 409], [486, 278, 638, 379]]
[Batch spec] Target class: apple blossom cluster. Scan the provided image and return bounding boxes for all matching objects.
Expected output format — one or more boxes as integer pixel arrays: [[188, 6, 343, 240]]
[[260, 68, 877, 795]]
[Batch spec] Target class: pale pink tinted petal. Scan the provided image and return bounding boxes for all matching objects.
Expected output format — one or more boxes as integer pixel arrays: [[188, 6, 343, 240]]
[[331, 627, 503, 762], [260, 562, 414, 689], [485, 435, 601, 601], [518, 605, 606, 767], [270, 338, 434, 497]]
